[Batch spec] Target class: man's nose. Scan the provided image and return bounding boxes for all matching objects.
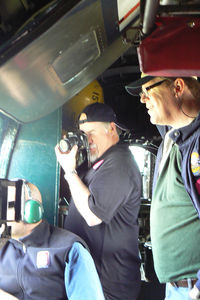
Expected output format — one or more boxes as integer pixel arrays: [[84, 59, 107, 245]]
[[140, 94, 149, 103], [87, 134, 92, 144]]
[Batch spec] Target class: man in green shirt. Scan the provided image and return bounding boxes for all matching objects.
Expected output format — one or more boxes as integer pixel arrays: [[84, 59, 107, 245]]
[[126, 74, 200, 300]]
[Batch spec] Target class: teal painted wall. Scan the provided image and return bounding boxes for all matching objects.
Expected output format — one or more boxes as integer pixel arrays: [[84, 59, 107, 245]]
[[7, 108, 62, 225]]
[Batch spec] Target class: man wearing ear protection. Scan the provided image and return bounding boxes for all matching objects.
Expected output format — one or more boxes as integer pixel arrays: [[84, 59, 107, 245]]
[[126, 74, 200, 300], [0, 180, 105, 300], [55, 103, 142, 300]]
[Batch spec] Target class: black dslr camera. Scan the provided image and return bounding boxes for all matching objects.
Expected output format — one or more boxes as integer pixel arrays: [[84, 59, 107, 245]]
[[59, 130, 90, 167]]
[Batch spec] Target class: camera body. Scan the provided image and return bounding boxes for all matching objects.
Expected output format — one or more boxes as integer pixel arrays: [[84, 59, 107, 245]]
[[59, 130, 88, 153], [59, 130, 90, 167]]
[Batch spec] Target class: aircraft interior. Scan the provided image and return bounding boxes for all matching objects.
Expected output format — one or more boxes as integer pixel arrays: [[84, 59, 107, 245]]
[[0, 0, 200, 299]]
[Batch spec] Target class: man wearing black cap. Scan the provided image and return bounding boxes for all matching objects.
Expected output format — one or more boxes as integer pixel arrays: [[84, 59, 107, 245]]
[[126, 75, 200, 300], [55, 102, 142, 300]]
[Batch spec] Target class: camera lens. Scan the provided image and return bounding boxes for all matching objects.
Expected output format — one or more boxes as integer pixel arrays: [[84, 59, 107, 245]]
[[59, 139, 71, 153]]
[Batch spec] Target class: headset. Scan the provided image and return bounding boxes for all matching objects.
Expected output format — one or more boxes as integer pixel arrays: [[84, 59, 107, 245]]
[[22, 181, 44, 224]]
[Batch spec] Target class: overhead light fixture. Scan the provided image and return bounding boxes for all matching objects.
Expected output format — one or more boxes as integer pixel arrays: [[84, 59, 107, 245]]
[[51, 30, 101, 85]]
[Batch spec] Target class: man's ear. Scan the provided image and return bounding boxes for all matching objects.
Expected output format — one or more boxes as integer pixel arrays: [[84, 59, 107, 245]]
[[110, 122, 116, 133], [174, 78, 185, 96]]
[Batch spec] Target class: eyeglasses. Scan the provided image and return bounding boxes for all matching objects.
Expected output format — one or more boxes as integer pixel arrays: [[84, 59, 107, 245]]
[[139, 79, 167, 98]]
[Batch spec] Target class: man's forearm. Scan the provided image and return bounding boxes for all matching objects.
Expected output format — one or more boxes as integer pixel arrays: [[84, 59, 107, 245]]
[[55, 144, 102, 226]]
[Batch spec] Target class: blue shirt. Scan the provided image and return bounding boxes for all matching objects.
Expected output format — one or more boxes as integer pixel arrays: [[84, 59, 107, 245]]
[[65, 242, 105, 300]]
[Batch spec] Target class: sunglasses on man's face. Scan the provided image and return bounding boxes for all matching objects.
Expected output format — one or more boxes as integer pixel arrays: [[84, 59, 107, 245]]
[[139, 79, 167, 98]]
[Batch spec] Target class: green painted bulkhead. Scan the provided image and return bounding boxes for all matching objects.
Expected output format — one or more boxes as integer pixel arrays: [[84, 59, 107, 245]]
[[0, 108, 62, 225]]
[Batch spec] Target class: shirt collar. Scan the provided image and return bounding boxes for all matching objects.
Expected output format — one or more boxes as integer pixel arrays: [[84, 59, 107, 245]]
[[169, 113, 200, 144], [19, 220, 50, 247]]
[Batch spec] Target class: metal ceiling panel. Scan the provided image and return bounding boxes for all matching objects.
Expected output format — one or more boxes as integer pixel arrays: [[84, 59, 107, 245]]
[[0, 0, 140, 123]]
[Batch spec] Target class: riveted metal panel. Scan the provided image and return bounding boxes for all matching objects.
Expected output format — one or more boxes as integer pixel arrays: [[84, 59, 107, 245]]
[[6, 108, 62, 225], [0, 0, 140, 123]]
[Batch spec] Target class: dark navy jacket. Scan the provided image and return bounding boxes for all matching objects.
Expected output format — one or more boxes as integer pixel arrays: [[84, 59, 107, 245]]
[[154, 113, 200, 216], [153, 113, 200, 289], [0, 220, 87, 300]]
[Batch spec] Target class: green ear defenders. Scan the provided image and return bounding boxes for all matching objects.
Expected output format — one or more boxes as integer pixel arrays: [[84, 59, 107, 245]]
[[24, 199, 44, 223], [23, 181, 44, 224]]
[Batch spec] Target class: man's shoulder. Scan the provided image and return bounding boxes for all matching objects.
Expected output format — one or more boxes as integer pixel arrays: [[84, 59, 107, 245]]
[[101, 144, 140, 175], [89, 144, 127, 169], [48, 224, 87, 248], [106, 143, 130, 159], [109, 143, 136, 163]]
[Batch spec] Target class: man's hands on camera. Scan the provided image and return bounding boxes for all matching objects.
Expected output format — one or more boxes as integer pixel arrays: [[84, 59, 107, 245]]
[[55, 144, 78, 178], [189, 285, 200, 300]]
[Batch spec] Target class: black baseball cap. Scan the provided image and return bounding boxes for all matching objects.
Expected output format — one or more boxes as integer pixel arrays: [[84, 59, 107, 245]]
[[125, 73, 155, 96], [78, 103, 127, 131], [125, 73, 198, 96]]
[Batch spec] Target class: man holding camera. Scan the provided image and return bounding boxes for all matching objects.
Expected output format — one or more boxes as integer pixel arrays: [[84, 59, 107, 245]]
[[55, 102, 142, 300], [0, 180, 105, 300]]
